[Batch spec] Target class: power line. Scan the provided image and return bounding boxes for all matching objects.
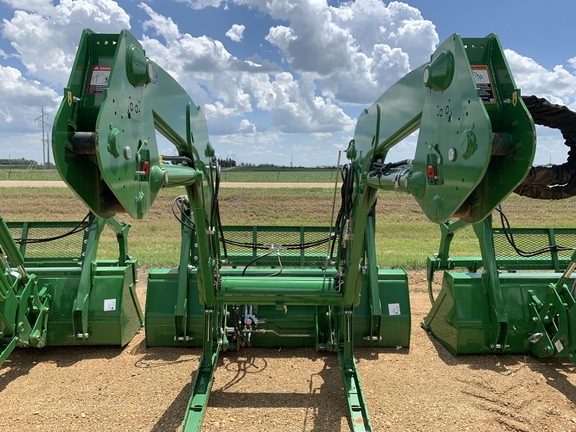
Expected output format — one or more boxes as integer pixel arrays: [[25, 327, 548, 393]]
[[34, 107, 51, 168]]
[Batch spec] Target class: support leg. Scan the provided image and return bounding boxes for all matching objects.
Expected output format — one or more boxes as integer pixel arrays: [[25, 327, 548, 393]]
[[338, 309, 372, 432], [181, 308, 222, 431]]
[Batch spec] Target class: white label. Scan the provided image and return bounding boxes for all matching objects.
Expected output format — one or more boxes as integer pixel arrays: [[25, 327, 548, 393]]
[[554, 339, 564, 353], [88, 65, 111, 93], [388, 303, 401, 316], [104, 298, 117, 312]]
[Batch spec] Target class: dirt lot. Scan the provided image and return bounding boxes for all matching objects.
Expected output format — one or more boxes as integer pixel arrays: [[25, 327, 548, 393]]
[[2, 270, 576, 432]]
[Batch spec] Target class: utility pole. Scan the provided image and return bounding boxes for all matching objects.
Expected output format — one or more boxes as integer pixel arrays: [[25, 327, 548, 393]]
[[35, 107, 51, 169]]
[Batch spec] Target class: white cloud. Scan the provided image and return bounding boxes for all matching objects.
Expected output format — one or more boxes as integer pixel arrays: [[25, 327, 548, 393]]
[[0, 107, 13, 123], [1, 0, 131, 87], [0, 65, 60, 161], [175, 0, 224, 10], [139, 3, 180, 42], [266, 26, 295, 51], [249, 0, 438, 104], [0, 65, 59, 123], [505, 49, 576, 106], [502, 49, 576, 164], [239, 118, 256, 132], [138, 4, 354, 135], [568, 57, 576, 70], [226, 24, 245, 43], [1, 0, 54, 15]]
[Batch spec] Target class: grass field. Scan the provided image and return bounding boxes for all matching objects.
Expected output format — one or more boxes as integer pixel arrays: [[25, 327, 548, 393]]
[[1, 185, 572, 269], [0, 167, 340, 183]]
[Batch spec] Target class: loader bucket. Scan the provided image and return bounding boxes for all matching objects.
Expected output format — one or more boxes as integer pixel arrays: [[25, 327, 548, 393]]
[[423, 271, 576, 355], [424, 224, 576, 357], [33, 263, 142, 346], [146, 267, 410, 349], [6, 217, 143, 347], [145, 225, 411, 349]]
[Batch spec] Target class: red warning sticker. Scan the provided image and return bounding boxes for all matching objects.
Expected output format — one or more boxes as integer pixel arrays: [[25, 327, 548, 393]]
[[88, 65, 111, 94]]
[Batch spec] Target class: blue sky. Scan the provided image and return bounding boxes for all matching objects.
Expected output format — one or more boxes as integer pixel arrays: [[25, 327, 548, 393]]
[[1, 0, 575, 168]]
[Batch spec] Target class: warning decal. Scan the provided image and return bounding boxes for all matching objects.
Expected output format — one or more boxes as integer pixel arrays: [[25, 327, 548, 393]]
[[388, 303, 401, 316], [471, 65, 496, 104], [88, 65, 111, 94], [104, 298, 117, 312]]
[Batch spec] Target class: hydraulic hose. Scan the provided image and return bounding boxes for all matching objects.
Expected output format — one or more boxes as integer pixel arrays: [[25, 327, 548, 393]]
[[514, 96, 576, 199]]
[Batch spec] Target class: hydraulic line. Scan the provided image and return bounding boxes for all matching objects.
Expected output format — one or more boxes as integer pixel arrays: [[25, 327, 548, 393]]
[[496, 206, 574, 257], [515, 96, 576, 199]]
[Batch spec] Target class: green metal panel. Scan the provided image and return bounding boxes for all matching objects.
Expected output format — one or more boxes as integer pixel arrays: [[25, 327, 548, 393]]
[[352, 269, 410, 348], [146, 266, 410, 349], [413, 34, 493, 223], [52, 30, 210, 219], [145, 268, 204, 347], [363, 34, 535, 225], [457, 36, 535, 223], [423, 271, 576, 355], [32, 261, 141, 346]]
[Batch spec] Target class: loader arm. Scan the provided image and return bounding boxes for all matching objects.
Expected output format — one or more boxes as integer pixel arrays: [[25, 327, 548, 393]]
[[52, 29, 218, 310], [338, 33, 535, 317], [51, 28, 538, 432]]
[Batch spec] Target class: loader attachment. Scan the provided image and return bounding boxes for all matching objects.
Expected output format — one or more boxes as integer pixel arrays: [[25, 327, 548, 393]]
[[145, 222, 410, 431], [424, 217, 576, 360], [51, 27, 536, 431], [0, 213, 143, 366]]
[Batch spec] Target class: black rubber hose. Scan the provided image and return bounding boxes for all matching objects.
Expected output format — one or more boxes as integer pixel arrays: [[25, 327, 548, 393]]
[[514, 96, 576, 199]]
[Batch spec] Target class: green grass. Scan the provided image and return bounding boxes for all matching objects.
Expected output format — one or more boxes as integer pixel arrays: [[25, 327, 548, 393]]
[[0, 186, 570, 269], [0, 169, 61, 181], [0, 167, 340, 183], [219, 168, 339, 183]]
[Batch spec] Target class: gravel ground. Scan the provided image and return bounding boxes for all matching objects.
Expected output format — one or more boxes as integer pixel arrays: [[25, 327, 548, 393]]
[[2, 271, 576, 432]]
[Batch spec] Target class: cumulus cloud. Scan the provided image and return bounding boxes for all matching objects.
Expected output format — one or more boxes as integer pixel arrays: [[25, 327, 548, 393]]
[[2, 0, 574, 167], [0, 65, 60, 162], [138, 4, 354, 134], [505, 49, 576, 106], [140, 3, 180, 42], [1, 0, 54, 15], [251, 0, 439, 103], [1, 0, 131, 87], [175, 0, 439, 104], [226, 24, 245, 43], [239, 118, 256, 132]]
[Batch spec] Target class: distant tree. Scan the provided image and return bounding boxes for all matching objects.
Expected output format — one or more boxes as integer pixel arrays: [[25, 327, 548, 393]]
[[0, 158, 37, 166], [218, 157, 237, 168]]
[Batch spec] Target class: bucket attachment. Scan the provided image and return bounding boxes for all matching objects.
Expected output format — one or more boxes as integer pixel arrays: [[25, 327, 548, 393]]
[[145, 226, 410, 350], [0, 214, 143, 366], [424, 217, 576, 360], [146, 266, 410, 349], [145, 224, 411, 432], [423, 271, 575, 354]]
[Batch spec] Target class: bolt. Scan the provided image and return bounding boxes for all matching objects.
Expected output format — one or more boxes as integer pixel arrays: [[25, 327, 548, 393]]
[[123, 146, 132, 160]]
